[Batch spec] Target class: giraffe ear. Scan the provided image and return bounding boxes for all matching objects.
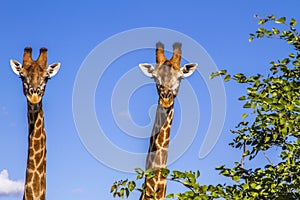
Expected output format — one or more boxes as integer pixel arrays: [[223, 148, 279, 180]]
[[47, 62, 61, 78], [10, 59, 23, 76], [139, 63, 155, 77], [181, 63, 198, 78]]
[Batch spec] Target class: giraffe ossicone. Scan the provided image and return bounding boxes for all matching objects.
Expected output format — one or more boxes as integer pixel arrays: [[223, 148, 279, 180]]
[[10, 47, 60, 200], [139, 42, 198, 200]]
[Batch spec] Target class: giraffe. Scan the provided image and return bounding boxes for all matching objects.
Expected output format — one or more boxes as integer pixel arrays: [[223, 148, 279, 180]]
[[10, 47, 60, 200], [139, 42, 198, 200]]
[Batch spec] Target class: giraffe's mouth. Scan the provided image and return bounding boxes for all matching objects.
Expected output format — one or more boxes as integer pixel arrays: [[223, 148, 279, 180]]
[[26, 94, 42, 104], [160, 97, 174, 108]]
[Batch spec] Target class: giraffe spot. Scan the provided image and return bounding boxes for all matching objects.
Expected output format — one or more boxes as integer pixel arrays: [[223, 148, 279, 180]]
[[33, 141, 41, 152], [156, 130, 169, 148], [27, 155, 35, 168], [35, 128, 42, 138], [163, 121, 168, 129], [25, 170, 34, 182], [166, 127, 170, 134], [37, 159, 46, 173], [34, 152, 43, 166], [40, 192, 46, 200], [25, 186, 34, 199], [146, 178, 156, 191], [36, 118, 42, 127], [157, 182, 167, 195], [32, 172, 41, 197], [41, 173, 46, 186]]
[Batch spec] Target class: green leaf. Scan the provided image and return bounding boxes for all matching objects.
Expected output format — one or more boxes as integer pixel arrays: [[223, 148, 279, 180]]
[[134, 168, 144, 175], [242, 113, 248, 119], [283, 85, 291, 91], [243, 150, 250, 156], [224, 74, 231, 82], [160, 168, 170, 178], [238, 96, 246, 100], [144, 169, 155, 179], [272, 28, 280, 35], [196, 170, 200, 178], [121, 179, 127, 186], [209, 70, 227, 79], [136, 174, 143, 180], [194, 196, 203, 200], [172, 170, 186, 179], [186, 172, 196, 184], [293, 61, 300, 66], [125, 188, 129, 198], [234, 73, 245, 78], [232, 175, 240, 182], [258, 19, 265, 25], [290, 18, 297, 26], [220, 169, 230, 176], [128, 181, 136, 191], [243, 103, 251, 108], [275, 17, 286, 24], [248, 36, 253, 42], [119, 188, 125, 198], [110, 185, 117, 193], [268, 14, 275, 20], [215, 165, 225, 170], [165, 193, 175, 198], [218, 69, 227, 75]]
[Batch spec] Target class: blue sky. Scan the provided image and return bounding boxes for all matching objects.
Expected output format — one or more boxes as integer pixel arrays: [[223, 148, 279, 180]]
[[0, 0, 300, 199]]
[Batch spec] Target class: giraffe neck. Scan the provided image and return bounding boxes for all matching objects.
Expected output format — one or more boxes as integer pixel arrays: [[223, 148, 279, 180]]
[[23, 101, 46, 200], [140, 104, 174, 200]]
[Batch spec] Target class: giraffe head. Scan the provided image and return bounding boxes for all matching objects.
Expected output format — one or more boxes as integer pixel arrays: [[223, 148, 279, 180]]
[[10, 47, 60, 104], [139, 42, 197, 108]]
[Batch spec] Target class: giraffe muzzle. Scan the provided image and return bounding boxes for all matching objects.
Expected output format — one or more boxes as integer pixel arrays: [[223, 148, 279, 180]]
[[159, 87, 175, 108], [26, 87, 42, 104], [26, 93, 42, 104]]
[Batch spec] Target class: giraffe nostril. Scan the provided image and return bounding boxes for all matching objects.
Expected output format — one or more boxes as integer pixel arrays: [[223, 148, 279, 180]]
[[28, 88, 42, 95], [36, 88, 41, 95]]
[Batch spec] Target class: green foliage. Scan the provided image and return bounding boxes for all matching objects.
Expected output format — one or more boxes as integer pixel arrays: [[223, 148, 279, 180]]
[[212, 15, 300, 199], [111, 15, 300, 199]]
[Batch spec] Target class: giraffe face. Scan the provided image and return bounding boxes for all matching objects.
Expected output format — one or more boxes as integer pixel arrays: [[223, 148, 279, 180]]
[[140, 62, 197, 108], [10, 47, 60, 104], [139, 42, 197, 108]]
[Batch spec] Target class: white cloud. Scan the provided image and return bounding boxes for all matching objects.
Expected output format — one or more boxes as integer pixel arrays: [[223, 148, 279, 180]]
[[0, 169, 23, 196], [0, 106, 8, 115], [71, 187, 84, 194]]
